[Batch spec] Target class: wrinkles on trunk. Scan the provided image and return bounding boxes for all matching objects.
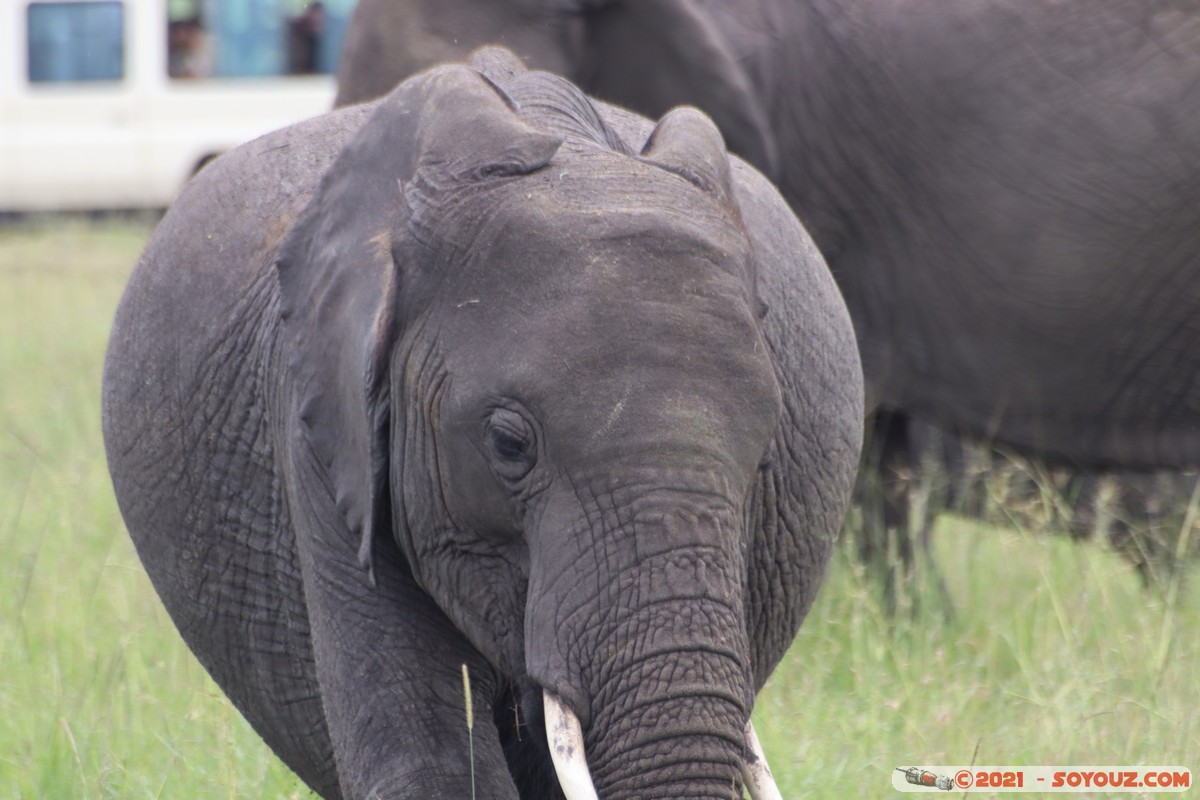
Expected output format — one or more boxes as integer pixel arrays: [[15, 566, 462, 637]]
[[527, 473, 757, 799], [584, 612, 751, 800], [580, 556, 752, 799]]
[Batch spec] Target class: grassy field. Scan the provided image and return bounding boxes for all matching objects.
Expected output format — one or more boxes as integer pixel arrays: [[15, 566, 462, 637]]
[[0, 219, 1195, 798]]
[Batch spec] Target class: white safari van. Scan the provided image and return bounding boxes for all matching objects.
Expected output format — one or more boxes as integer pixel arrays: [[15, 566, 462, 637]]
[[0, 0, 356, 212]]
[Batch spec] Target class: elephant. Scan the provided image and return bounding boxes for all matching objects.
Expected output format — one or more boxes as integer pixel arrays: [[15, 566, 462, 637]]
[[893, 419, 1200, 587], [102, 49, 863, 799], [331, 0, 1200, 592]]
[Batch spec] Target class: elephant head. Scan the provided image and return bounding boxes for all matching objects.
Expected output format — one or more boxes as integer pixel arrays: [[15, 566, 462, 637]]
[[278, 49, 858, 799], [333, 0, 780, 180]]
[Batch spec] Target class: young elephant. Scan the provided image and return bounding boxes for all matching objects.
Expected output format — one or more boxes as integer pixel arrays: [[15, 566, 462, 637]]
[[102, 49, 862, 800]]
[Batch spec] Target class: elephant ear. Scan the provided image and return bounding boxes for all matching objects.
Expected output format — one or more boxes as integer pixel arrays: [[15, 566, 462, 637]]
[[640, 106, 770, 322], [276, 63, 561, 582], [640, 106, 737, 210], [468, 45, 527, 86], [580, 0, 779, 180]]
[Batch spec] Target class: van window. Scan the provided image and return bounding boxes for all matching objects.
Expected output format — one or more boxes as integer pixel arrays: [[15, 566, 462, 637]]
[[27, 2, 125, 83], [167, 0, 352, 80]]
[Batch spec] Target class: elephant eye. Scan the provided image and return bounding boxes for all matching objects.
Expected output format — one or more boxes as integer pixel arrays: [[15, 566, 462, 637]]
[[490, 428, 528, 461], [486, 408, 536, 481]]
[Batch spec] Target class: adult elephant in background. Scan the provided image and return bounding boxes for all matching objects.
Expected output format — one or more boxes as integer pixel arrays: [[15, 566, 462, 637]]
[[103, 49, 863, 799], [333, 0, 1200, 585], [333, 0, 780, 177]]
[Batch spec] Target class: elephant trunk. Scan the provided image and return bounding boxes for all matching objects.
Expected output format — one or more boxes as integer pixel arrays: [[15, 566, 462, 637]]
[[546, 694, 783, 800], [581, 621, 751, 800], [528, 480, 764, 799]]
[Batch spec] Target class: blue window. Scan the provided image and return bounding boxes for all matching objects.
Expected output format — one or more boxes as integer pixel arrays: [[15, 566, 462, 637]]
[[28, 2, 125, 83], [168, 0, 353, 79]]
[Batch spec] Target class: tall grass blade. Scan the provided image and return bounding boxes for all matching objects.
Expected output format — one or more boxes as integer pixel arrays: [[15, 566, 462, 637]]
[[463, 663, 475, 800]]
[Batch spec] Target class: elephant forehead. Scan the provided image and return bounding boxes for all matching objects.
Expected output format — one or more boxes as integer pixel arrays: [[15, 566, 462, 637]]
[[444, 213, 762, 365], [412, 142, 751, 285], [449, 189, 754, 304], [435, 172, 766, 379]]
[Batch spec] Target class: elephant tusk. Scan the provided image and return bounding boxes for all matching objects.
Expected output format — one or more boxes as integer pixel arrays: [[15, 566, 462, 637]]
[[544, 689, 600, 800], [743, 721, 784, 800]]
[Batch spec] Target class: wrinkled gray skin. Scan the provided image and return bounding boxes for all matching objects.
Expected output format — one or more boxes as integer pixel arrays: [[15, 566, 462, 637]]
[[334, 0, 1200, 549], [103, 51, 862, 800]]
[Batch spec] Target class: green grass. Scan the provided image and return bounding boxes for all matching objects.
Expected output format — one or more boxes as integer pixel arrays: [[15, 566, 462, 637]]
[[756, 523, 1198, 797], [0, 219, 307, 799], [1, 219, 1195, 798]]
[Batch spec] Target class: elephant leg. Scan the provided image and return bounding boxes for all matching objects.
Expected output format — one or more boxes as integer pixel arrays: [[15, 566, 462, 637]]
[[854, 410, 954, 618], [1074, 471, 1200, 590], [855, 410, 914, 616], [284, 462, 519, 800], [906, 420, 959, 621]]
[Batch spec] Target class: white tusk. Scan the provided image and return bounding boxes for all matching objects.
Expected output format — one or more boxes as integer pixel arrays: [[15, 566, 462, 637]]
[[742, 721, 784, 800], [544, 689, 600, 800]]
